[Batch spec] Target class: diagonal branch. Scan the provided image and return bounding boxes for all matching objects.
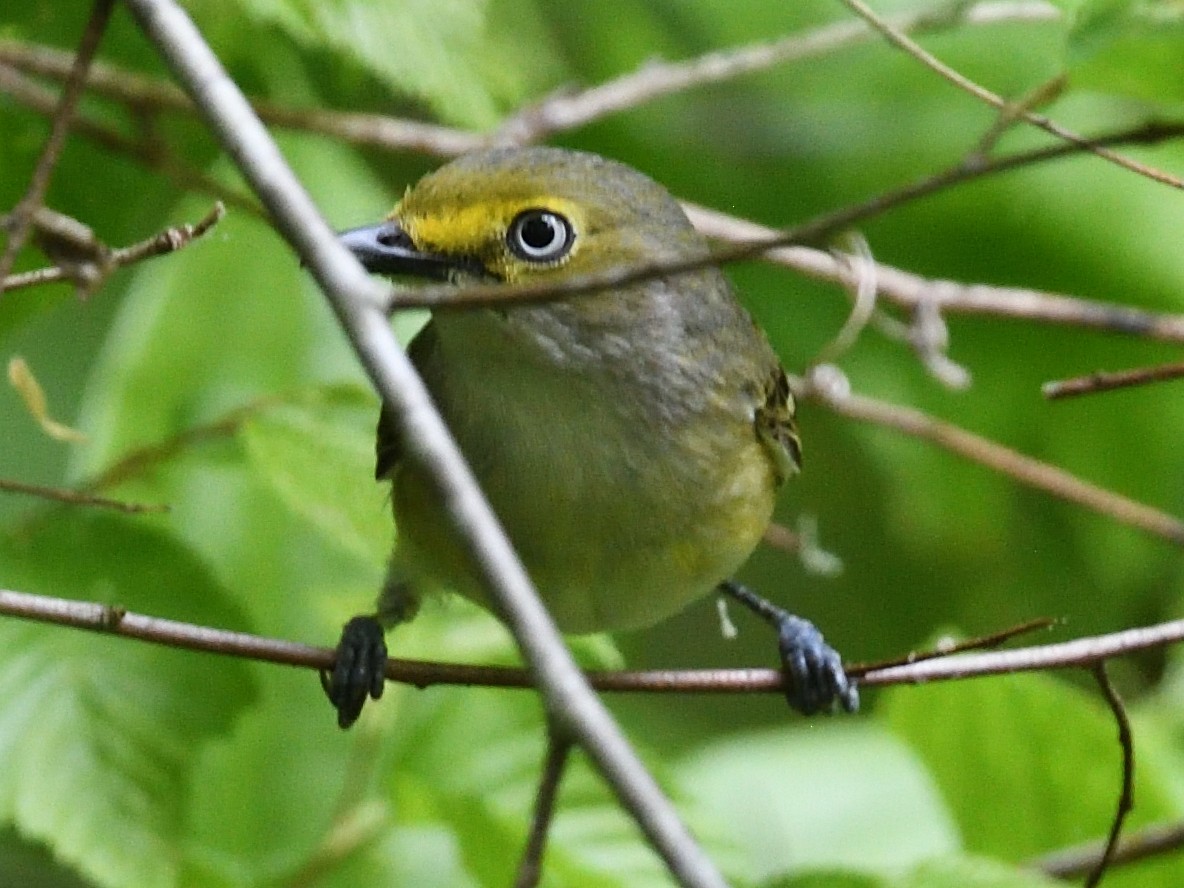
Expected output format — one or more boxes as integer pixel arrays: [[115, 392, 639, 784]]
[[492, 1, 1062, 145], [0, 0, 116, 292], [805, 375, 1184, 546], [119, 2, 729, 887], [838, 0, 1183, 191]]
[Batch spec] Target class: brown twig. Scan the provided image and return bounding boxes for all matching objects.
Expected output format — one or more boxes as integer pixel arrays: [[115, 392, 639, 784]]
[[82, 392, 289, 492], [838, 0, 1184, 192], [2, 202, 225, 294], [0, 62, 261, 217], [805, 371, 1184, 546], [0, 0, 116, 292], [1085, 663, 1135, 888], [0, 585, 1181, 694], [514, 730, 572, 888], [1044, 360, 1184, 400], [8, 42, 1184, 344], [1035, 820, 1184, 880], [846, 617, 1057, 676], [0, 478, 168, 514], [0, 39, 482, 159], [491, 1, 1062, 145], [2, 5, 1063, 158]]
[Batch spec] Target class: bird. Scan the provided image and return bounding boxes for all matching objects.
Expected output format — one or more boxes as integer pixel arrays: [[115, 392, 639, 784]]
[[324, 146, 857, 727]]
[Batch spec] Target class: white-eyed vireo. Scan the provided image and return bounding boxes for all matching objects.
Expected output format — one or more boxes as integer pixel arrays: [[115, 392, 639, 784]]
[[325, 147, 857, 726]]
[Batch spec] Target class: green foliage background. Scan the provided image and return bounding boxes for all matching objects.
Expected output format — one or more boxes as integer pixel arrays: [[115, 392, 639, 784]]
[[3, 1, 1184, 886]]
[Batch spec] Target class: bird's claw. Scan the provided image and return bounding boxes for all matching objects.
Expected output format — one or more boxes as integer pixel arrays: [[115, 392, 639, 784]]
[[777, 614, 859, 715], [321, 615, 388, 729]]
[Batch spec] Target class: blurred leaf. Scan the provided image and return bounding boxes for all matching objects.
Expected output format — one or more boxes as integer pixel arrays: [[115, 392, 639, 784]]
[[677, 723, 958, 884], [1064, 0, 1184, 102], [192, 0, 546, 127], [240, 394, 388, 566], [764, 855, 1062, 887], [0, 510, 255, 888], [884, 673, 1184, 888]]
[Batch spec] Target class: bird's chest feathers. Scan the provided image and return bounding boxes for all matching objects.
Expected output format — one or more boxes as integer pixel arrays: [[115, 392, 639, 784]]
[[425, 308, 763, 521]]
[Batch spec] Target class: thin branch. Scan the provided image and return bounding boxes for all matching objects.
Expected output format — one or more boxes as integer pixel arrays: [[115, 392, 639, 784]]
[[684, 197, 1184, 345], [2, 586, 1184, 693], [0, 0, 115, 292], [9, 45, 1184, 344], [491, 1, 1062, 145], [120, 3, 729, 887], [514, 730, 573, 888], [837, 0, 1184, 192], [2, 202, 224, 294], [1044, 360, 1184, 400], [2, 5, 1063, 158], [0, 38, 482, 159], [804, 369, 1184, 546], [1035, 820, 1184, 880], [365, 155, 1184, 345], [0, 478, 168, 514], [1085, 663, 1134, 888], [810, 233, 879, 366], [849, 617, 1057, 674], [83, 393, 285, 492], [0, 62, 261, 217]]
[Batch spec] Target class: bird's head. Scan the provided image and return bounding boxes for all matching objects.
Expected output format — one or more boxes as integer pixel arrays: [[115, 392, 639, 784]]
[[339, 146, 707, 287]]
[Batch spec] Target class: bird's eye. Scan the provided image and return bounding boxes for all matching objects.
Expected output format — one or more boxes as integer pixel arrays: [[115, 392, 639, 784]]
[[507, 210, 574, 263]]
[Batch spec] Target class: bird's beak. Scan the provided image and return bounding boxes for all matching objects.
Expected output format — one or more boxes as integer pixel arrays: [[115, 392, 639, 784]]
[[338, 220, 460, 281]]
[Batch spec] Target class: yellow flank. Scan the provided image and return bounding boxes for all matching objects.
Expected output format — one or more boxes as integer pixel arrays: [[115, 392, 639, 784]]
[[366, 146, 799, 636]]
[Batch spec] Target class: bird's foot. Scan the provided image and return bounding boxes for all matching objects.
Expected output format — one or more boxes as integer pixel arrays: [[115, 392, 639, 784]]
[[719, 580, 858, 716], [321, 614, 388, 729]]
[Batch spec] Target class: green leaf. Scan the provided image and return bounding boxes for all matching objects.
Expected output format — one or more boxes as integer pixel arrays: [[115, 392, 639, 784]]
[[677, 723, 958, 885], [195, 0, 544, 128], [1065, 0, 1184, 102], [0, 510, 256, 888], [239, 394, 389, 566], [884, 673, 1184, 887]]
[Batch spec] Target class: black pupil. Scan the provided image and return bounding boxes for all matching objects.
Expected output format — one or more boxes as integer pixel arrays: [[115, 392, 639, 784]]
[[521, 214, 559, 250]]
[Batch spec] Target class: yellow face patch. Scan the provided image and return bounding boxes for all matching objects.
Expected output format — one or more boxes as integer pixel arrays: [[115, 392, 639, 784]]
[[397, 196, 583, 282]]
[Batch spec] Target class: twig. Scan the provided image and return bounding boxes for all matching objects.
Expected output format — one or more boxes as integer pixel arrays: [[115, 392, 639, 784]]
[[2, 202, 224, 294], [360, 160, 1184, 347], [2, 5, 1062, 158], [0, 478, 168, 514], [685, 198, 1184, 345], [1034, 820, 1184, 879], [847, 617, 1057, 675], [0, 38, 482, 159], [1085, 663, 1134, 888], [0, 62, 261, 217], [9, 48, 1184, 346], [0, 0, 115, 292], [120, 3, 729, 886], [1044, 360, 1184, 400], [804, 369, 1184, 546], [514, 730, 573, 888], [82, 393, 287, 492], [1, 586, 1183, 693], [837, 0, 1184, 192], [810, 233, 878, 366], [491, 1, 1062, 145]]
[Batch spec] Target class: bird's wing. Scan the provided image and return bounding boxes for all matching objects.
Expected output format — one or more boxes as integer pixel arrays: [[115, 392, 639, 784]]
[[754, 365, 802, 486], [375, 321, 439, 481]]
